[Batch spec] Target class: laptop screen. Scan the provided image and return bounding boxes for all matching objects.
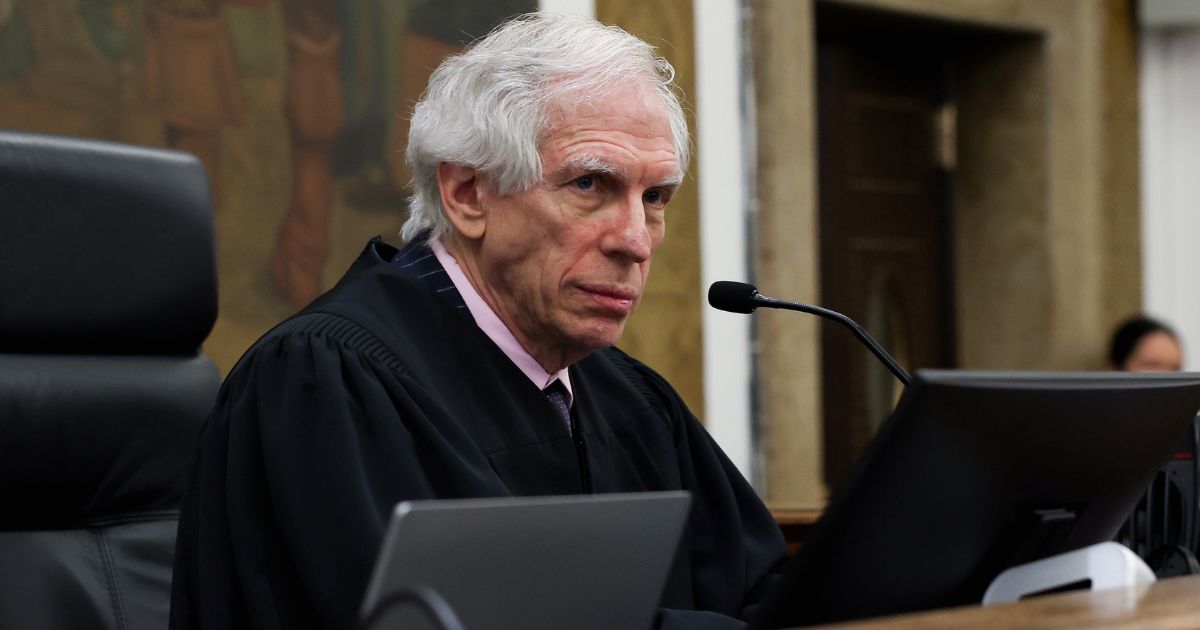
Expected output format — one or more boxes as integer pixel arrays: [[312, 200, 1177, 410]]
[[360, 491, 691, 630]]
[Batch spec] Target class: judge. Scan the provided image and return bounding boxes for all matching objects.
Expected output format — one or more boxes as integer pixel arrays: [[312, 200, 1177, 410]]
[[170, 13, 785, 630]]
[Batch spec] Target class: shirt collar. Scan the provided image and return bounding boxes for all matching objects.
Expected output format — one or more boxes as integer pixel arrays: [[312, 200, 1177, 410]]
[[431, 239, 574, 405]]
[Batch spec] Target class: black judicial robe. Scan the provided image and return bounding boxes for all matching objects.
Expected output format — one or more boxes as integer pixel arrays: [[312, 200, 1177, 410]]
[[170, 239, 786, 630]]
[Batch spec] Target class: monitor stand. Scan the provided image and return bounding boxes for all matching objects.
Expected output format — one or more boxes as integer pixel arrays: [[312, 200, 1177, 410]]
[[983, 542, 1156, 604], [958, 505, 1082, 602]]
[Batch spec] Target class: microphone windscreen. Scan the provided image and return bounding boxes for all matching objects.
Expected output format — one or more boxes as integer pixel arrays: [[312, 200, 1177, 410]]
[[708, 281, 759, 314]]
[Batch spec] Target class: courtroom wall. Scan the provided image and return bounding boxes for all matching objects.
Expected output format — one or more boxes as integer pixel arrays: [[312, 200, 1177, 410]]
[[751, 0, 1141, 504]]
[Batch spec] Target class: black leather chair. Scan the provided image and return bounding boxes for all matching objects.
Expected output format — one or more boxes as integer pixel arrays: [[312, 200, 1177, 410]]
[[0, 131, 220, 629]]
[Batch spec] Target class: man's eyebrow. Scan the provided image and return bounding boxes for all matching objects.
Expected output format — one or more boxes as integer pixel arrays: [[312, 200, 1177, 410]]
[[654, 173, 684, 189], [556, 153, 627, 179], [555, 153, 683, 189]]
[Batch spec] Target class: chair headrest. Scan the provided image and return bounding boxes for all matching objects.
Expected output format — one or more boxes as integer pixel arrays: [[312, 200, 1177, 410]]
[[0, 354, 220, 528], [0, 132, 217, 355]]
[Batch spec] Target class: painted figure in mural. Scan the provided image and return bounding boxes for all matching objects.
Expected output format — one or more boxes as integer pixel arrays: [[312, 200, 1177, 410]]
[[0, 1, 35, 83], [145, 0, 243, 204], [140, 0, 352, 313], [1110, 315, 1184, 372], [269, 0, 344, 311], [170, 13, 785, 630]]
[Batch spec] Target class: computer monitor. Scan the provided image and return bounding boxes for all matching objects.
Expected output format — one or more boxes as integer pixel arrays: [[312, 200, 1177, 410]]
[[751, 370, 1200, 628]]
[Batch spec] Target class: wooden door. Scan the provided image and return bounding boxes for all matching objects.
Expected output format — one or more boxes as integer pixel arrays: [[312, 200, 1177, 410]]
[[817, 29, 957, 488]]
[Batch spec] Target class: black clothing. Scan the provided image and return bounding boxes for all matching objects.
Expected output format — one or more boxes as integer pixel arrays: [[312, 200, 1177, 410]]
[[170, 238, 785, 630]]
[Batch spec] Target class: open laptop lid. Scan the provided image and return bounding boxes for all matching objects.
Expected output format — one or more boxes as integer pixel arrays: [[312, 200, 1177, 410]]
[[359, 491, 691, 630]]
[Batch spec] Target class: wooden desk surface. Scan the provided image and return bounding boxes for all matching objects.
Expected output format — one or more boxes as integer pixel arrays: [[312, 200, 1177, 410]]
[[804, 574, 1200, 629], [770, 506, 824, 528], [770, 505, 823, 555]]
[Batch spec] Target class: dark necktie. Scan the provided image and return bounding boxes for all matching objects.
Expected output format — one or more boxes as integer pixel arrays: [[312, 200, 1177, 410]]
[[544, 380, 572, 432]]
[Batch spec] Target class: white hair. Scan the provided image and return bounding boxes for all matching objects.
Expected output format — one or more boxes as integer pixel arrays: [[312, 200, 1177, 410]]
[[401, 12, 691, 243]]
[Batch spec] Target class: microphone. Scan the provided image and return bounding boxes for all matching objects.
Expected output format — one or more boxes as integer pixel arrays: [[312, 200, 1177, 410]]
[[708, 281, 912, 386]]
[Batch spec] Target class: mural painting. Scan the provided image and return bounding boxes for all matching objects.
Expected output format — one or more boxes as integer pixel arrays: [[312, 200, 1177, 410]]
[[0, 0, 533, 371]]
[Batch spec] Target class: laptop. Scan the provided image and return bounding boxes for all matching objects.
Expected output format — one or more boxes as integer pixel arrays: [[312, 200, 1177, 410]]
[[359, 491, 691, 630]]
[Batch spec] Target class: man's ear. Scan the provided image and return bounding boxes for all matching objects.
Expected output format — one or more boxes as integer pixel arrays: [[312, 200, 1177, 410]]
[[437, 163, 487, 240]]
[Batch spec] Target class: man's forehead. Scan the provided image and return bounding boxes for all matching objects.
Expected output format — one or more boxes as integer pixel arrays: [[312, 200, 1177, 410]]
[[543, 82, 672, 131], [531, 84, 680, 187]]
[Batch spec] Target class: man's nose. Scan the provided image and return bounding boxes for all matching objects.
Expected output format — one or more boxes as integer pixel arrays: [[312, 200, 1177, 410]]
[[603, 195, 653, 262]]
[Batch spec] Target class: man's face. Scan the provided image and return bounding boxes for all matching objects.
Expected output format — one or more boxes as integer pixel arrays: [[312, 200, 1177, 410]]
[[472, 86, 681, 369]]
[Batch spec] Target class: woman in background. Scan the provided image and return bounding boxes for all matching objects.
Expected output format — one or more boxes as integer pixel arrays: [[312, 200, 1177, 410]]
[[1110, 315, 1184, 372]]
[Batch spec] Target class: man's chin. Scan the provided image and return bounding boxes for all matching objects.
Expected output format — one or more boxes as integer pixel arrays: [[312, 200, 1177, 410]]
[[566, 323, 627, 355]]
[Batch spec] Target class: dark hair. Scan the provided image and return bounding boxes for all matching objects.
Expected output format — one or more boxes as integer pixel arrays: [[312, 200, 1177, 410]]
[[1109, 316, 1178, 368]]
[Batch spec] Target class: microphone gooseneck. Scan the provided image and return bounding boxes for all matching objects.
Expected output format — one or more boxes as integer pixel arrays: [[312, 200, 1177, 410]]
[[707, 281, 913, 387]]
